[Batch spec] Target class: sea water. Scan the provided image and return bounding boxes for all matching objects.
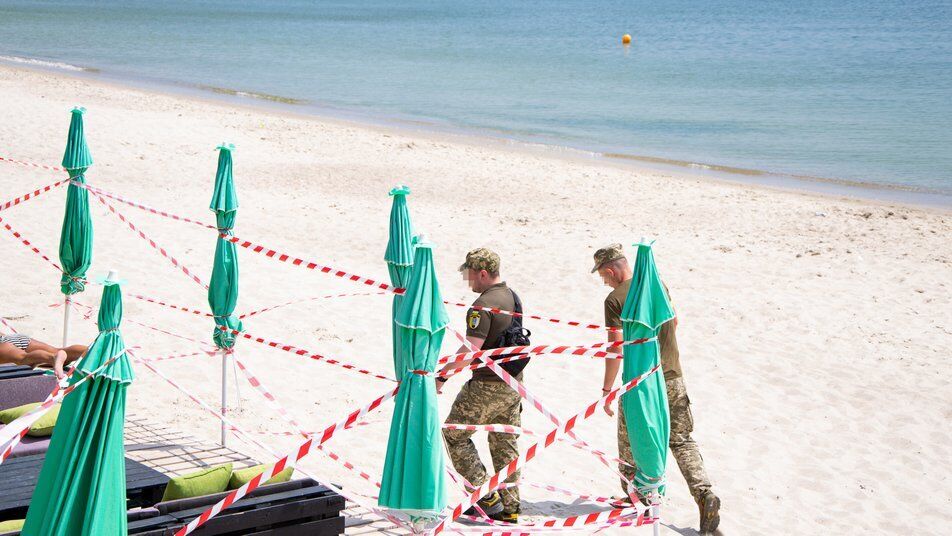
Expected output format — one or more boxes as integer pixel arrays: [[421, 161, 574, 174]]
[[1, 0, 950, 195]]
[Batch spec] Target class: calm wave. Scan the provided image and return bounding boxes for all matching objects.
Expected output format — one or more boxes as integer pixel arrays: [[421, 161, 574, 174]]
[[1, 0, 950, 193]]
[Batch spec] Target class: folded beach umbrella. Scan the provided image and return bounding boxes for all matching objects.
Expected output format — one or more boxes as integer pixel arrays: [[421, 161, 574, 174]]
[[22, 272, 134, 536], [58, 107, 94, 344], [384, 185, 414, 377], [379, 239, 448, 519], [208, 144, 242, 445], [620, 241, 674, 501]]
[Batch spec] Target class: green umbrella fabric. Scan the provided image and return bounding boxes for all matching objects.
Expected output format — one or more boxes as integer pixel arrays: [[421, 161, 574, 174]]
[[619, 241, 675, 498], [384, 185, 414, 377], [21, 280, 134, 535], [58, 107, 94, 295], [379, 242, 448, 516], [208, 144, 242, 349]]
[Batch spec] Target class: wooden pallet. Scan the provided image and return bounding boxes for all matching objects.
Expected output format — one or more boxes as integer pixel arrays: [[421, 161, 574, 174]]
[[124, 414, 259, 477]]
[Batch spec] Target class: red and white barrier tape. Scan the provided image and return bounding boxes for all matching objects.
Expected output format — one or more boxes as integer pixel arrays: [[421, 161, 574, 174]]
[[435, 338, 651, 369], [219, 326, 396, 382], [91, 192, 209, 289], [123, 345, 410, 533], [129, 292, 212, 317], [0, 155, 65, 173], [443, 300, 619, 334], [0, 316, 20, 334], [0, 179, 67, 213], [174, 384, 400, 536], [444, 327, 633, 505], [0, 347, 126, 464], [61, 300, 217, 351], [0, 215, 65, 273], [77, 182, 217, 229], [233, 356, 383, 488], [238, 291, 388, 320], [432, 363, 661, 535], [223, 233, 399, 293], [137, 351, 205, 364], [441, 424, 632, 469]]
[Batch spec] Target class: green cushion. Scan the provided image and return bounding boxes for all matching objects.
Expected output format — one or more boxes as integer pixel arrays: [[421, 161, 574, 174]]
[[0, 519, 25, 533], [0, 402, 61, 437], [228, 464, 294, 490], [161, 463, 233, 501]]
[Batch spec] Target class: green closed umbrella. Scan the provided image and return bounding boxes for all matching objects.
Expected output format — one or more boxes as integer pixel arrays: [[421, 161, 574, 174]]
[[379, 240, 448, 519], [22, 273, 134, 536], [58, 107, 94, 345], [620, 241, 674, 502], [384, 185, 414, 378], [208, 143, 242, 446]]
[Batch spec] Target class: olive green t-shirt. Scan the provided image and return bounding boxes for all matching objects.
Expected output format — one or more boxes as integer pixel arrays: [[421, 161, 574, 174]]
[[466, 282, 516, 382], [603, 278, 682, 381]]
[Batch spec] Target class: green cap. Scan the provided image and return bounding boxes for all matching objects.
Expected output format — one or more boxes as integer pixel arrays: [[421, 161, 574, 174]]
[[458, 247, 500, 274], [591, 243, 626, 273]]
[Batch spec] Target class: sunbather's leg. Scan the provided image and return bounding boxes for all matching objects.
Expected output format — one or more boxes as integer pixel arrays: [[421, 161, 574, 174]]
[[0, 342, 56, 368]]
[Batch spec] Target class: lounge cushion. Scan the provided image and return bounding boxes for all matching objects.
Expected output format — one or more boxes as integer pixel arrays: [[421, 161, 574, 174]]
[[0, 402, 61, 437], [228, 464, 294, 490], [161, 463, 233, 501], [0, 519, 24, 533]]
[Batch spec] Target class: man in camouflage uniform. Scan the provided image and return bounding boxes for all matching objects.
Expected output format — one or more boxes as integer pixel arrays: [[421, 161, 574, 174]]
[[437, 248, 523, 522], [593, 244, 721, 534]]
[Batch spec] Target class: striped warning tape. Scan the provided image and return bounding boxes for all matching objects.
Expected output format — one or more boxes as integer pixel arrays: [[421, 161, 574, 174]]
[[0, 316, 19, 334], [0, 346, 126, 465], [0, 155, 66, 172], [0, 179, 67, 213], [0, 215, 65, 273], [431, 363, 662, 535], [129, 292, 212, 317], [435, 337, 652, 369], [137, 351, 206, 364], [61, 300, 217, 351], [444, 327, 635, 500], [76, 182, 217, 230], [441, 424, 633, 469], [223, 233, 398, 293], [219, 326, 396, 382], [443, 300, 620, 333], [91, 192, 209, 289], [232, 356, 382, 488], [174, 384, 400, 536]]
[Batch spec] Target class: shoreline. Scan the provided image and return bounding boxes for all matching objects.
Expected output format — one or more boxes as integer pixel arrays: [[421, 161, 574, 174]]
[[1, 55, 949, 535], [3, 55, 949, 210]]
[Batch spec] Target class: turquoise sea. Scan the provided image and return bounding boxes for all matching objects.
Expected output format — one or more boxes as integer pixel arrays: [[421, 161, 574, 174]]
[[1, 0, 950, 197]]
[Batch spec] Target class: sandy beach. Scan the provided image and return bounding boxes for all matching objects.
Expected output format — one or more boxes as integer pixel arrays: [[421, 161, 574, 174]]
[[1, 64, 950, 534]]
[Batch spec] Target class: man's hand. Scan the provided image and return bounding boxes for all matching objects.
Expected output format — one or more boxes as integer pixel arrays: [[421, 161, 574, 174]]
[[602, 389, 615, 416], [436, 377, 447, 394]]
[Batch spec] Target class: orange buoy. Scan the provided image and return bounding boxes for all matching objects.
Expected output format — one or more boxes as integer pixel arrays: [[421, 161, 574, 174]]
[[622, 34, 632, 45]]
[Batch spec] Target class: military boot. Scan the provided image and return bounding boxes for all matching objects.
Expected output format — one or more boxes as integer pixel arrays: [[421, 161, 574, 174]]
[[697, 489, 721, 533], [463, 491, 504, 517]]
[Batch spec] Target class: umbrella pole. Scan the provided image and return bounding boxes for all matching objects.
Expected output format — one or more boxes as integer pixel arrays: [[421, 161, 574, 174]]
[[652, 501, 661, 536], [220, 349, 228, 446], [61, 296, 71, 347]]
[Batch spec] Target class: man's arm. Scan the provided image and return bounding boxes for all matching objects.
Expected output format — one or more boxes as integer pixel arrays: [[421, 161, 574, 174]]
[[436, 336, 485, 393], [602, 329, 624, 416]]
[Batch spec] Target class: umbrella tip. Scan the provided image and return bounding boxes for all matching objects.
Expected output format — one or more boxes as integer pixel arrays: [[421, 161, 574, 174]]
[[413, 233, 432, 247], [106, 269, 120, 283]]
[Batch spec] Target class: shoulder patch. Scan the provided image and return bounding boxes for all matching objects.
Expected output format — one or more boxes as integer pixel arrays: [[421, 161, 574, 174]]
[[467, 310, 481, 330]]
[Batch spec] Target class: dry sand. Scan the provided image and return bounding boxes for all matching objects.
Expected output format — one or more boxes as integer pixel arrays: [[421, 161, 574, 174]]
[[1, 64, 950, 534]]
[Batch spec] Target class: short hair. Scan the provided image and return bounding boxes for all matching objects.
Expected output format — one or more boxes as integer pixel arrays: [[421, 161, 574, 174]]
[[601, 257, 629, 273]]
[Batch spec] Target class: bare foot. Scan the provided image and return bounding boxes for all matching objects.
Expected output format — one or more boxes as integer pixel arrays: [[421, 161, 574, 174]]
[[54, 350, 68, 380]]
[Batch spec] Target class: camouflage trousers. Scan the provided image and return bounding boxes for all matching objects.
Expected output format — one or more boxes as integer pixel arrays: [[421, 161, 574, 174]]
[[443, 379, 522, 513], [618, 376, 712, 502]]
